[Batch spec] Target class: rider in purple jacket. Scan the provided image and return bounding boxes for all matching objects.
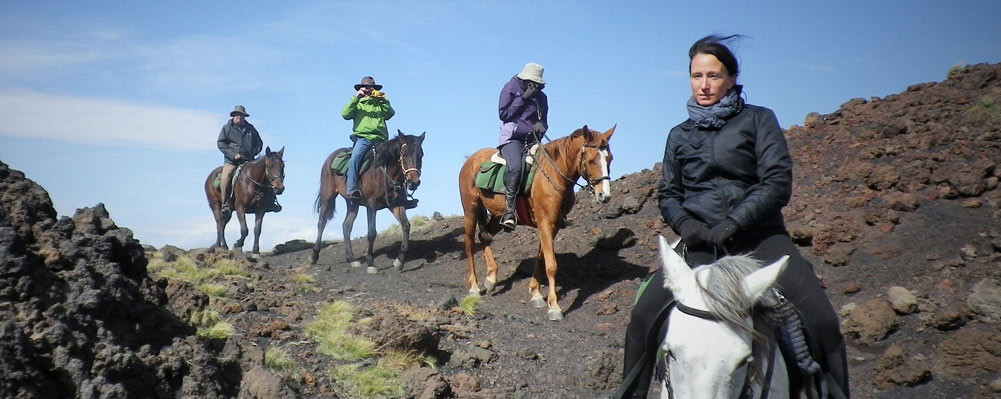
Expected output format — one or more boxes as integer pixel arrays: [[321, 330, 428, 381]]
[[497, 62, 549, 230]]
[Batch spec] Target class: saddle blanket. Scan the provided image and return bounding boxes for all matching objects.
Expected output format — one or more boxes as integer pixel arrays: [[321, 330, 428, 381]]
[[329, 149, 373, 175], [212, 164, 245, 189], [474, 150, 538, 194]]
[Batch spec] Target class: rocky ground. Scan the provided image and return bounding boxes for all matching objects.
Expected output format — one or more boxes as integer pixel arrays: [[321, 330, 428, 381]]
[[2, 63, 1001, 398]]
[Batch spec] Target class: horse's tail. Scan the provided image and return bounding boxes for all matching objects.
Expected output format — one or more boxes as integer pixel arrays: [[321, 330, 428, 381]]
[[314, 189, 337, 221]]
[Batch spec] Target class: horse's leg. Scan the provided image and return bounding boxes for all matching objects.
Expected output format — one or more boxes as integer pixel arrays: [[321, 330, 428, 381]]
[[462, 208, 483, 296], [481, 240, 499, 292], [364, 205, 378, 274], [312, 191, 334, 265], [342, 202, 360, 268], [211, 204, 230, 249], [529, 242, 547, 308], [311, 212, 327, 265], [390, 206, 409, 270], [251, 211, 264, 256], [537, 223, 563, 321], [234, 209, 249, 249]]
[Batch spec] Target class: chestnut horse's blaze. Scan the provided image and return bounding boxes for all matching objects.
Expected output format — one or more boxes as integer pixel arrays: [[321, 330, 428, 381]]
[[458, 125, 615, 321]]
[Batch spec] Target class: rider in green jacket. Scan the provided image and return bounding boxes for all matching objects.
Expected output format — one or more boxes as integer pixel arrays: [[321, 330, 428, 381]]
[[342, 76, 395, 200]]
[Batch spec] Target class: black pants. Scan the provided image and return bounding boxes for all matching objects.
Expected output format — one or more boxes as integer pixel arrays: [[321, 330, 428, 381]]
[[621, 231, 850, 398]]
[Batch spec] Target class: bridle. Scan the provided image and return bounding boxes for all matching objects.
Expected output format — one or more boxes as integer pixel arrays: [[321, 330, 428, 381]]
[[660, 299, 777, 399], [379, 141, 421, 207], [398, 142, 421, 179], [536, 135, 610, 196], [249, 155, 284, 194]]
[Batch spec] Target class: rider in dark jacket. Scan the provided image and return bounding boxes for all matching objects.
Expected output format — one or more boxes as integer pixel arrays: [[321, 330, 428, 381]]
[[619, 35, 849, 399], [217, 105, 263, 214]]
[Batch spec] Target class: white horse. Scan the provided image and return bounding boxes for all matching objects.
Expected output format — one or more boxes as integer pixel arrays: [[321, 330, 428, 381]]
[[657, 235, 790, 399]]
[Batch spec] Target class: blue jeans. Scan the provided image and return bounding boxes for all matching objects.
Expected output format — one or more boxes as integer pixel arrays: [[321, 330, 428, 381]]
[[346, 137, 373, 194]]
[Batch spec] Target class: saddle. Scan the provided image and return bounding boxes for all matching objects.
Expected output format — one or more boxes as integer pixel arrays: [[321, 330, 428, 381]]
[[212, 163, 246, 189], [329, 148, 374, 175], [474, 144, 540, 194]]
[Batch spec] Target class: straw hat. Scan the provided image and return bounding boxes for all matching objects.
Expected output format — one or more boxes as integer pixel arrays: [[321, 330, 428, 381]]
[[230, 105, 249, 117], [353, 76, 383, 91], [516, 63, 545, 85]]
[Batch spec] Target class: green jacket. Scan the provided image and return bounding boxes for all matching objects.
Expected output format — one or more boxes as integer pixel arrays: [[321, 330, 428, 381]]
[[341, 95, 395, 142]]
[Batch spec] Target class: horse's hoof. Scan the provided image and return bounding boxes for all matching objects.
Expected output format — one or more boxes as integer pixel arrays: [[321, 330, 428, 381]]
[[547, 309, 564, 321], [393, 258, 403, 270], [468, 288, 482, 297], [484, 279, 496, 291], [366, 266, 378, 274], [351, 261, 362, 268], [530, 297, 547, 308], [309, 251, 319, 265]]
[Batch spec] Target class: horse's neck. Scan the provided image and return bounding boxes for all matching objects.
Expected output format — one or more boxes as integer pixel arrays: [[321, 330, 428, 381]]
[[541, 139, 581, 186], [240, 159, 265, 184]]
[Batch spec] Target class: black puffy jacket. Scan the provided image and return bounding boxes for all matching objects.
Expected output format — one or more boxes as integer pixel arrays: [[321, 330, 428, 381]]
[[657, 102, 792, 234]]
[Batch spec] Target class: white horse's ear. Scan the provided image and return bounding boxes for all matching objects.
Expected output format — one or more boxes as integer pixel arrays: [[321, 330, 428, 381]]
[[742, 255, 789, 301], [659, 235, 694, 293]]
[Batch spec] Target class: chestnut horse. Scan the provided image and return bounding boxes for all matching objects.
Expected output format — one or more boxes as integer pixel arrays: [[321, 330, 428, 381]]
[[204, 146, 285, 255], [311, 131, 425, 273], [458, 125, 615, 320]]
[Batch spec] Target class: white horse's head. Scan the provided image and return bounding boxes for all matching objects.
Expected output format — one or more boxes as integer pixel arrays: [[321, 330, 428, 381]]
[[656, 235, 790, 399]]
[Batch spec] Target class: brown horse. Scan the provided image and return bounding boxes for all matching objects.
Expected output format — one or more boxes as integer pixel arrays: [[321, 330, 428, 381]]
[[204, 146, 285, 255], [311, 131, 425, 273], [458, 125, 615, 320]]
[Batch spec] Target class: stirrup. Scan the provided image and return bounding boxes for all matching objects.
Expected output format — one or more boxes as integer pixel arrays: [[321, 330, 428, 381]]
[[500, 213, 516, 231]]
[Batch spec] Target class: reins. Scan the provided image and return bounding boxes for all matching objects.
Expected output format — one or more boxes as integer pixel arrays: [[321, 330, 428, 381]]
[[368, 139, 421, 208], [614, 296, 778, 399], [533, 132, 609, 195], [245, 156, 282, 195]]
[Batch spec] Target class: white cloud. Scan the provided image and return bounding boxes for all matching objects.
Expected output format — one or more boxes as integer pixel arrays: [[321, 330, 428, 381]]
[[141, 214, 327, 252], [0, 89, 218, 151]]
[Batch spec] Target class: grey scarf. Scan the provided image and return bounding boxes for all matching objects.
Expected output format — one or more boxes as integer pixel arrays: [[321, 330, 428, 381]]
[[687, 85, 744, 129]]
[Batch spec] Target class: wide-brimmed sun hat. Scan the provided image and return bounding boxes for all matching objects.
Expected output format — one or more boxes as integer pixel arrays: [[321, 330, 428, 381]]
[[354, 76, 383, 91], [516, 63, 545, 85], [230, 105, 249, 117]]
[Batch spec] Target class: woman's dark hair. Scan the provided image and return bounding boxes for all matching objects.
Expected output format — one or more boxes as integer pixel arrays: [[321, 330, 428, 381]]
[[689, 34, 743, 78]]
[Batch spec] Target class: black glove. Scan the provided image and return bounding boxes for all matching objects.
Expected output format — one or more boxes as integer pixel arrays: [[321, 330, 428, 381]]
[[522, 81, 538, 100], [707, 218, 740, 247], [678, 219, 710, 247], [532, 121, 547, 136]]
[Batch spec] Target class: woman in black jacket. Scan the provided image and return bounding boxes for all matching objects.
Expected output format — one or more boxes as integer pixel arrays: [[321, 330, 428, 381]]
[[618, 35, 849, 398]]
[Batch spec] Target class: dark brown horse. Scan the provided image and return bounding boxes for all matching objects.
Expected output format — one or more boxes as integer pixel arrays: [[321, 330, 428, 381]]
[[458, 125, 615, 320], [204, 146, 285, 255], [311, 131, 425, 273]]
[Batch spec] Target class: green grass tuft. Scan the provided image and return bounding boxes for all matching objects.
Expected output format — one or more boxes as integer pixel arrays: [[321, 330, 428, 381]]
[[197, 283, 229, 297], [292, 273, 315, 284], [197, 321, 234, 339], [264, 348, 298, 374], [306, 302, 376, 361], [331, 363, 403, 399], [459, 294, 481, 316], [189, 309, 222, 327]]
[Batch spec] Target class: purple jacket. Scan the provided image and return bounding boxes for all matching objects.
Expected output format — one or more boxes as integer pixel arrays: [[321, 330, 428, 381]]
[[498, 75, 548, 146]]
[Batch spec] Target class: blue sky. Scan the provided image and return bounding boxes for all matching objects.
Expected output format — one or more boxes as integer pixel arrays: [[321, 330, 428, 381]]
[[2, 1, 999, 251]]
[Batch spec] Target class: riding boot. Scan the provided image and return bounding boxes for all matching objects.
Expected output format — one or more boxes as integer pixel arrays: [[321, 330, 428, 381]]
[[267, 197, 282, 213], [500, 165, 520, 231], [220, 192, 232, 216], [501, 188, 518, 231]]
